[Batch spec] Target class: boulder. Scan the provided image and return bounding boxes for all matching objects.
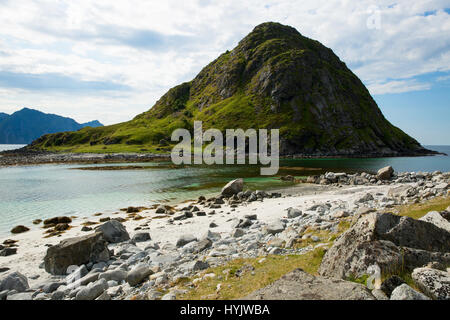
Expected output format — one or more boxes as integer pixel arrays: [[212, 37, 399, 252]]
[[44, 232, 110, 275], [132, 232, 151, 243], [43, 216, 72, 225], [244, 268, 375, 300], [264, 219, 286, 235], [10, 225, 29, 234], [75, 278, 108, 300], [99, 269, 127, 283], [96, 220, 130, 243], [0, 271, 29, 292], [287, 208, 302, 219], [377, 166, 394, 180], [380, 275, 405, 297], [412, 267, 450, 300], [176, 234, 197, 247], [231, 228, 245, 238], [419, 211, 450, 233], [126, 265, 153, 286], [6, 292, 33, 300], [221, 179, 244, 197], [318, 212, 450, 279], [390, 284, 430, 300], [0, 247, 17, 256]]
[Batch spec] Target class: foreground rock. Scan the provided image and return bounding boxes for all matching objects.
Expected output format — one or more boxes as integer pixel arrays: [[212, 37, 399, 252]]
[[318, 212, 450, 279], [419, 211, 450, 233], [412, 267, 450, 300], [244, 269, 375, 300], [44, 233, 110, 275], [390, 284, 430, 300], [0, 271, 29, 292], [221, 179, 244, 197]]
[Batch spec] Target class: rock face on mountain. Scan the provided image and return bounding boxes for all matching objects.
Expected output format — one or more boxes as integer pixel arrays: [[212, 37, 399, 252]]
[[30, 22, 432, 156], [0, 108, 103, 144]]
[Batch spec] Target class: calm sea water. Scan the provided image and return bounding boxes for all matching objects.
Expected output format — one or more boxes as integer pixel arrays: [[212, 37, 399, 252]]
[[0, 144, 448, 236]]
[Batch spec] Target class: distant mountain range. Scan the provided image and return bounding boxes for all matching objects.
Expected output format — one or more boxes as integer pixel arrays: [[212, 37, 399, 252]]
[[0, 108, 103, 144]]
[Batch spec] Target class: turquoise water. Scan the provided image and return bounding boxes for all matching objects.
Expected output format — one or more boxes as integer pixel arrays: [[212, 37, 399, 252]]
[[0, 145, 448, 236]]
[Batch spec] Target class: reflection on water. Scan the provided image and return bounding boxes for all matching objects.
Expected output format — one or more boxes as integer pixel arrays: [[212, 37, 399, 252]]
[[0, 145, 448, 236]]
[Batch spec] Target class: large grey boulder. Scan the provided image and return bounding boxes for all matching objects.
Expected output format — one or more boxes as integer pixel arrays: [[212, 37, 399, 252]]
[[221, 179, 244, 197], [390, 284, 430, 300], [75, 278, 108, 300], [412, 267, 450, 300], [97, 220, 130, 243], [0, 271, 29, 292], [244, 268, 375, 300], [318, 212, 450, 279], [44, 232, 110, 275], [377, 166, 394, 180], [419, 211, 450, 233]]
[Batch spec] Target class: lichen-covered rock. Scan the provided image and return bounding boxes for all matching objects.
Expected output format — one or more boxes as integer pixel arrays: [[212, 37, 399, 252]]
[[412, 267, 450, 300], [244, 268, 375, 300], [390, 284, 430, 300], [44, 232, 110, 275], [318, 212, 450, 279]]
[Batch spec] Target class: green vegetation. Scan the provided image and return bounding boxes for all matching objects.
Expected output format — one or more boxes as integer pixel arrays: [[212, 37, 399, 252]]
[[391, 196, 450, 220], [30, 22, 423, 155], [178, 248, 326, 300]]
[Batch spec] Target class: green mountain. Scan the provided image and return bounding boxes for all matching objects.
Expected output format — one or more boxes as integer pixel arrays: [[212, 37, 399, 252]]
[[30, 22, 431, 156], [0, 108, 103, 144]]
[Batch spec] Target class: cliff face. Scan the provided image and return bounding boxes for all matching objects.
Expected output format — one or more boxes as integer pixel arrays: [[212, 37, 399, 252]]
[[31, 22, 431, 156]]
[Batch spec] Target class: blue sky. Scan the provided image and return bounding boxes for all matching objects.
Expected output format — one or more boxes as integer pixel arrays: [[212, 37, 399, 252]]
[[0, 0, 449, 145]]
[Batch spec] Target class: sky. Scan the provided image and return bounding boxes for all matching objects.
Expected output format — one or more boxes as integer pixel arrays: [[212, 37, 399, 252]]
[[0, 0, 449, 145]]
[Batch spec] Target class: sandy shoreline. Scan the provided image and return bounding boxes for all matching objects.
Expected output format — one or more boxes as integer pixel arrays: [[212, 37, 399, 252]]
[[0, 182, 404, 288]]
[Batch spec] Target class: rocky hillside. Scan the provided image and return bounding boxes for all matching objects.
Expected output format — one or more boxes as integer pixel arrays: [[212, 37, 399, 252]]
[[30, 22, 432, 156], [0, 108, 103, 144]]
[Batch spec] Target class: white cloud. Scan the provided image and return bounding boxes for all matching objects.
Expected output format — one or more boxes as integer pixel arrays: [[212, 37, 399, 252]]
[[0, 0, 449, 124], [368, 79, 432, 95]]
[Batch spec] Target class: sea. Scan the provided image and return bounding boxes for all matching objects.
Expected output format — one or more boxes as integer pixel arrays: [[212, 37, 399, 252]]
[[0, 144, 449, 236]]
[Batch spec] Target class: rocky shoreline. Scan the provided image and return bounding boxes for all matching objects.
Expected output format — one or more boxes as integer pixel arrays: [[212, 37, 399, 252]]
[[1, 167, 449, 300], [0, 146, 446, 167]]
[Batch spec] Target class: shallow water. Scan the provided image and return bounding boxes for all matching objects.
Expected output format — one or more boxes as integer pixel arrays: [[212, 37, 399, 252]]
[[0, 145, 448, 236]]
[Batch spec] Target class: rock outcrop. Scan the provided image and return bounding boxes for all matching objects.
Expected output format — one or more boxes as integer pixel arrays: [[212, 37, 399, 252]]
[[412, 267, 450, 300], [318, 212, 450, 279]]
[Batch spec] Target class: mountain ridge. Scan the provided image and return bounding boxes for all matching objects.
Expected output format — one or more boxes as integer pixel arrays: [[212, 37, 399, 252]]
[[0, 108, 103, 144], [29, 22, 433, 156]]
